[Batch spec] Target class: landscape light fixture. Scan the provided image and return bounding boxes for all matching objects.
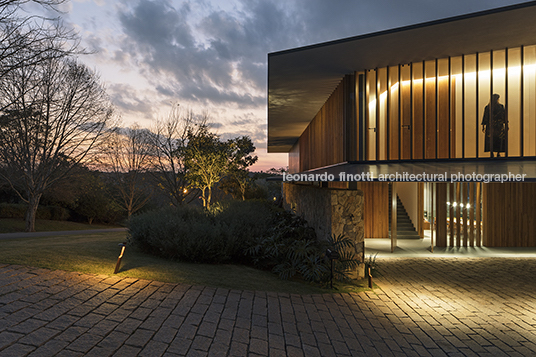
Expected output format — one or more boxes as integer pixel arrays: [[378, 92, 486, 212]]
[[114, 242, 127, 274], [326, 248, 340, 289]]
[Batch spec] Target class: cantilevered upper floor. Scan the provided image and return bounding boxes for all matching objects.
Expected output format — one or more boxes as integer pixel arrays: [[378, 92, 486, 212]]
[[267, 1, 536, 179]]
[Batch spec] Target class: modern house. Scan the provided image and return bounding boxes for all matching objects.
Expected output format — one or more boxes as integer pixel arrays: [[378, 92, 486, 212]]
[[267, 2, 536, 271]]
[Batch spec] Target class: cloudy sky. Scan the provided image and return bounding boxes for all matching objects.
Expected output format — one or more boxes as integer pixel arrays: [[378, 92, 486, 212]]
[[34, 0, 528, 170]]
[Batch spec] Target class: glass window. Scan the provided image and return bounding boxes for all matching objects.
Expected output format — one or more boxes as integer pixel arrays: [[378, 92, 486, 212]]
[[378, 67, 388, 161], [437, 58, 450, 159], [412, 62, 424, 159], [424, 60, 437, 159], [507, 47, 521, 157], [524, 45, 536, 156], [478, 52, 492, 158], [400, 64, 412, 160], [451, 56, 463, 158], [389, 66, 399, 160], [464, 54, 477, 158], [366, 69, 376, 160]]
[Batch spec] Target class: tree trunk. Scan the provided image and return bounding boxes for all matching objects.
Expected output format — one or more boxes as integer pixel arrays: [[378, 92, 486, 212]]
[[240, 183, 246, 201], [25, 194, 42, 232], [201, 187, 207, 208], [207, 186, 212, 209]]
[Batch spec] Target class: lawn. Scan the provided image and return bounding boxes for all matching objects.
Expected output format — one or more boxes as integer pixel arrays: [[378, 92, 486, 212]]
[[0, 218, 120, 233], [0, 231, 372, 294]]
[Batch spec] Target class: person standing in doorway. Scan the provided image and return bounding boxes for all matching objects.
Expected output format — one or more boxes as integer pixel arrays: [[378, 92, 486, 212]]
[[481, 93, 507, 157]]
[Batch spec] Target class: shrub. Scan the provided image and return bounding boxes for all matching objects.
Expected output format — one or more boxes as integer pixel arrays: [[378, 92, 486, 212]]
[[0, 203, 70, 221], [128, 200, 276, 264], [0, 203, 27, 218], [128, 200, 359, 285], [247, 210, 359, 284]]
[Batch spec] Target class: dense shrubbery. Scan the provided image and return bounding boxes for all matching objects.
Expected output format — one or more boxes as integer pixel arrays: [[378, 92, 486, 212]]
[[128, 200, 360, 285], [127, 200, 275, 264], [247, 210, 359, 283], [0, 203, 70, 221]]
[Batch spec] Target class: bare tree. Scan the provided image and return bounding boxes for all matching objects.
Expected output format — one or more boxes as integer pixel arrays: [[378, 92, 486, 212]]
[[149, 106, 206, 206], [0, 0, 80, 85], [100, 124, 153, 219], [0, 56, 114, 231]]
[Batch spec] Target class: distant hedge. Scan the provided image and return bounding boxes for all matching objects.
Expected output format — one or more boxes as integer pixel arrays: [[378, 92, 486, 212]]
[[0, 203, 70, 221]]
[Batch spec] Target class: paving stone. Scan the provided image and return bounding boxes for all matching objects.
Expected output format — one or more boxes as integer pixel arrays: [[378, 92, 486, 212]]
[[112, 344, 142, 357], [139, 340, 169, 357], [7, 318, 47, 334], [167, 337, 192, 355], [27, 339, 69, 357], [124, 328, 154, 348], [0, 258, 535, 356], [0, 331, 23, 349], [67, 333, 103, 353], [249, 337, 268, 355], [0, 342, 36, 356], [96, 330, 129, 350], [19, 326, 60, 346]]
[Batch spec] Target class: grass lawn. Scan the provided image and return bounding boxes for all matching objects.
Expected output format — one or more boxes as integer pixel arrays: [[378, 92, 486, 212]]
[[0, 231, 372, 294], [0, 218, 121, 233]]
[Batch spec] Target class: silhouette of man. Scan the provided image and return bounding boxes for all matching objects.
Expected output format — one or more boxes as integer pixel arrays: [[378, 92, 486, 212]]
[[481, 93, 507, 157]]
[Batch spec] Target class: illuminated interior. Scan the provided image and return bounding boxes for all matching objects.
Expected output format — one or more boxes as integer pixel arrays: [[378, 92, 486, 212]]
[[362, 45, 536, 161]]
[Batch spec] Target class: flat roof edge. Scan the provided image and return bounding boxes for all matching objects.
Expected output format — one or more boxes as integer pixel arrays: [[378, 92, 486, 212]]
[[268, 1, 536, 57]]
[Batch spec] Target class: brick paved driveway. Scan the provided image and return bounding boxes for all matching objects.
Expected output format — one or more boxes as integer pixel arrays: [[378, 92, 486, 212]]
[[0, 258, 535, 356]]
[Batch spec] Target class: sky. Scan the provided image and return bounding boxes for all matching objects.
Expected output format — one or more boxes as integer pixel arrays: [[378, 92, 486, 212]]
[[29, 0, 530, 170]]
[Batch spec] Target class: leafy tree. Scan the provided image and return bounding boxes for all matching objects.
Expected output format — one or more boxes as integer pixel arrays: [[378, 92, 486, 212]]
[[0, 57, 113, 231], [183, 126, 228, 209], [220, 136, 258, 200], [74, 172, 114, 225]]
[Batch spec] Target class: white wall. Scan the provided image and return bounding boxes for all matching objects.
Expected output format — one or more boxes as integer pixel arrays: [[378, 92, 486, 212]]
[[397, 182, 419, 232]]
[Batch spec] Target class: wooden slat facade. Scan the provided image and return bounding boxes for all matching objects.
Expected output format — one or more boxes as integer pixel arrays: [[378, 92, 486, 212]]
[[358, 182, 389, 238], [285, 50, 536, 248], [294, 75, 356, 172], [483, 183, 536, 247], [434, 182, 484, 247]]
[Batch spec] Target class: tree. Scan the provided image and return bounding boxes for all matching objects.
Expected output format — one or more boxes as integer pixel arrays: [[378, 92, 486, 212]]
[[74, 171, 122, 225], [220, 136, 258, 200], [100, 124, 153, 219], [149, 106, 206, 206], [0, 1, 80, 86], [183, 126, 229, 209], [0, 56, 114, 231]]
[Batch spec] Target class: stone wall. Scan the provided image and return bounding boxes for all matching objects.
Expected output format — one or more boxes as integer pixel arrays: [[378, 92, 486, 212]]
[[282, 183, 365, 278]]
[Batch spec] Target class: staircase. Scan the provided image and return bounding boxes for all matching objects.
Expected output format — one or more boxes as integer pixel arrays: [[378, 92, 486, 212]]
[[389, 189, 421, 239]]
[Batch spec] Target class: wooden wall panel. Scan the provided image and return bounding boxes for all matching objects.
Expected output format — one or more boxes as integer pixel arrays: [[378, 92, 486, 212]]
[[288, 142, 300, 174], [401, 82, 412, 160], [435, 183, 448, 247], [417, 182, 424, 237], [412, 81, 424, 159], [328, 182, 348, 189], [389, 80, 399, 160], [425, 76, 436, 159], [437, 182, 482, 248], [358, 182, 389, 238], [483, 183, 536, 247], [437, 77, 450, 158], [298, 77, 347, 172]]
